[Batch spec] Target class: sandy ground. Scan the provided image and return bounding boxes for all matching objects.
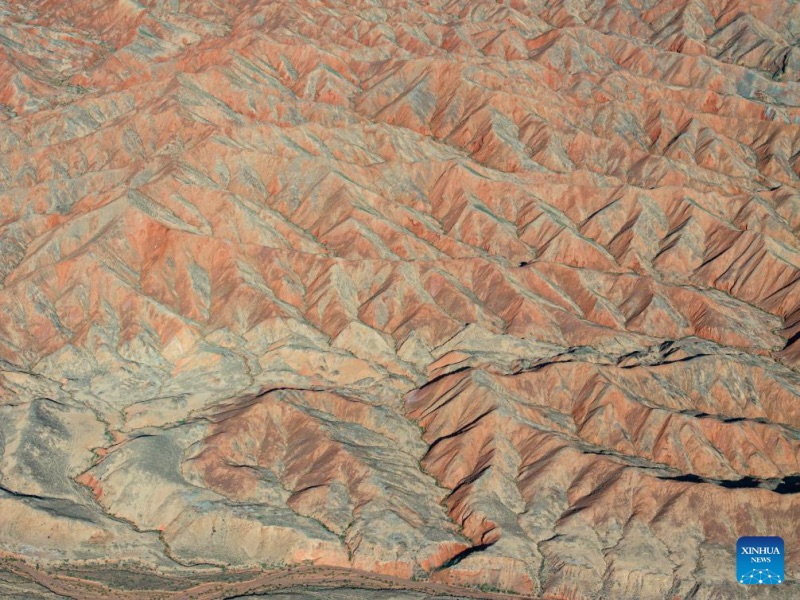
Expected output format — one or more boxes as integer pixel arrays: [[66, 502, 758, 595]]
[[0, 557, 535, 600]]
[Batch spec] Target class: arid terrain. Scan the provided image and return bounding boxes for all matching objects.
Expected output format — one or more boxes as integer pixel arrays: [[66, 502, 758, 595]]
[[1, 0, 799, 598]]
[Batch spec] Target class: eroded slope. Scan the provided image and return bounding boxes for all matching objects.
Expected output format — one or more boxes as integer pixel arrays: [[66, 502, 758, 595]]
[[0, 1, 799, 598]]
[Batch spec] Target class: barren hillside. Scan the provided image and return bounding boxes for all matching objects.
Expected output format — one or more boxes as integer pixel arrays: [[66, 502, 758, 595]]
[[0, 1, 799, 598]]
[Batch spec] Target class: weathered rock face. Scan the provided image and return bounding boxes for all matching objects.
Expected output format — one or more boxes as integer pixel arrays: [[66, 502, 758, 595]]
[[0, 0, 799, 597]]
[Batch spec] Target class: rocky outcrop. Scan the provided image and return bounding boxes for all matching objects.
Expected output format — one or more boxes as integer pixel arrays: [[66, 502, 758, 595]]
[[0, 0, 798, 597]]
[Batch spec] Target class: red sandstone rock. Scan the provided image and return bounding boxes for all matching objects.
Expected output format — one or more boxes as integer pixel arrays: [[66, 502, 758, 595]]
[[0, 0, 799, 598]]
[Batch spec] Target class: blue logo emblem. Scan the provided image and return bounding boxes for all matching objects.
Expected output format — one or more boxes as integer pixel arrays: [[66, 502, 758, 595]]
[[737, 536, 784, 585]]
